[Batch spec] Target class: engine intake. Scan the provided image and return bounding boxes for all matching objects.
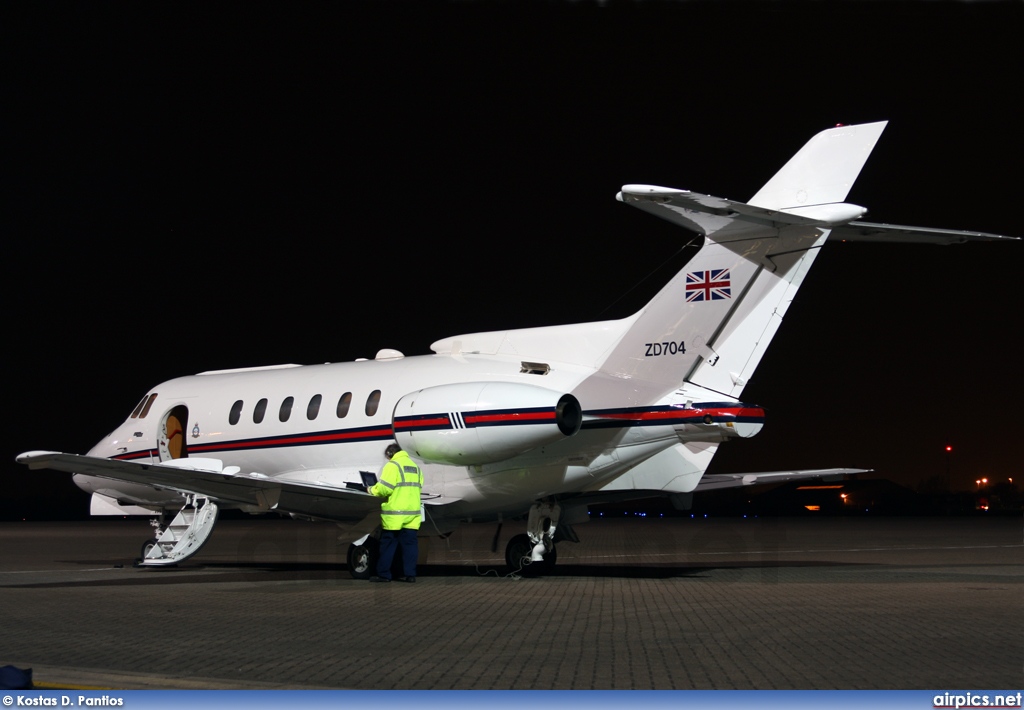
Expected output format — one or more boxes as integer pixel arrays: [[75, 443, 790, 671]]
[[393, 382, 582, 466]]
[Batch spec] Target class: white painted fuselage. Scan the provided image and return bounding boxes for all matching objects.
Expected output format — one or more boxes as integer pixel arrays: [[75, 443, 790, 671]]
[[77, 346, 748, 525]]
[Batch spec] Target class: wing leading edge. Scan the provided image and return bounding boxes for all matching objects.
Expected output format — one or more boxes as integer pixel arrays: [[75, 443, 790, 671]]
[[694, 467, 870, 491], [830, 221, 1018, 245], [17, 450, 384, 522]]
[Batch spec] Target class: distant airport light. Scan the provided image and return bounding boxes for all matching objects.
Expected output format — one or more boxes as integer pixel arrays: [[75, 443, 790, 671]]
[[945, 445, 953, 452], [804, 505, 821, 511]]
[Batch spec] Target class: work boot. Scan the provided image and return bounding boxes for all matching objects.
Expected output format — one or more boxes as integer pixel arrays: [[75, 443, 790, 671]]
[[369, 576, 390, 583]]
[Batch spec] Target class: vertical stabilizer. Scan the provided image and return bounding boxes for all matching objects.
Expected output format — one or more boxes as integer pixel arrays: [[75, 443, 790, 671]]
[[748, 121, 887, 210], [575, 122, 888, 406]]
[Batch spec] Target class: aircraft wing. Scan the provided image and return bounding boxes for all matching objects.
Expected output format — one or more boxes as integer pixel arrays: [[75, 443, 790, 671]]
[[694, 467, 868, 491], [17, 450, 384, 522], [557, 467, 871, 512], [829, 221, 1018, 245]]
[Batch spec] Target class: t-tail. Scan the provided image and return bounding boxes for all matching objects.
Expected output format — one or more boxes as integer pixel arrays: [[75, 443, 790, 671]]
[[576, 120, 1015, 499], [573, 121, 889, 408]]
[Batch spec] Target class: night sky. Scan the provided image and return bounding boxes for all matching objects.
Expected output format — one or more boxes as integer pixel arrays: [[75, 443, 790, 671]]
[[4, 1, 1022, 519]]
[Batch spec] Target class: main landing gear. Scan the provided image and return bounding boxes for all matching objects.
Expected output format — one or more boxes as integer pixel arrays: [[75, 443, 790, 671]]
[[346, 536, 379, 579], [137, 495, 219, 566], [505, 501, 559, 576], [346, 533, 411, 579]]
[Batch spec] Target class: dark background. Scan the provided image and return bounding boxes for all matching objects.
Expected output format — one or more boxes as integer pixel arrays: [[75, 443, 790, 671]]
[[3, 1, 1021, 519]]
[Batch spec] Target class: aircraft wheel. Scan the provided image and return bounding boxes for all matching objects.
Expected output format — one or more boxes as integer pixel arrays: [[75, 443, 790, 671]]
[[140, 538, 160, 560], [505, 533, 556, 575], [347, 539, 379, 579]]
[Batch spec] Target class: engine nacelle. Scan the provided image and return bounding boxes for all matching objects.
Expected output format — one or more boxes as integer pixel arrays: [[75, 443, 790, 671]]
[[674, 404, 765, 443], [393, 382, 582, 466]]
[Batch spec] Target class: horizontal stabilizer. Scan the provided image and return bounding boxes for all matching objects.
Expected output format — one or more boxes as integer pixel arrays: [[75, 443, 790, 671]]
[[618, 186, 869, 236], [831, 221, 1019, 245], [695, 467, 869, 491]]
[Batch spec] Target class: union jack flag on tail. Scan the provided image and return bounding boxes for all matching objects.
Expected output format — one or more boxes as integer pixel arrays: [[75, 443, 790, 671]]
[[686, 269, 731, 302]]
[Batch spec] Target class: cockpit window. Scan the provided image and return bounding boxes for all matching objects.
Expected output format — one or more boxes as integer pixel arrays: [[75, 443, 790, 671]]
[[365, 390, 381, 417], [307, 394, 322, 420], [253, 398, 268, 424], [139, 393, 158, 419], [130, 395, 150, 419], [279, 396, 294, 423], [337, 392, 352, 418], [229, 399, 243, 425]]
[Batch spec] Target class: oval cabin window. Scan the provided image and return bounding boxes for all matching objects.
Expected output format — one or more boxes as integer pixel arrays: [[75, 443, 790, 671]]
[[365, 390, 381, 417]]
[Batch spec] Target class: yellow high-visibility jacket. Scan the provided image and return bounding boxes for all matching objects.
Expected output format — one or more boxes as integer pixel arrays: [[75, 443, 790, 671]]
[[370, 450, 423, 530]]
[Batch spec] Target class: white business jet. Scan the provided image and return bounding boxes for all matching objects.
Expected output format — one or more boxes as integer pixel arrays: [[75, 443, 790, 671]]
[[18, 122, 1016, 576]]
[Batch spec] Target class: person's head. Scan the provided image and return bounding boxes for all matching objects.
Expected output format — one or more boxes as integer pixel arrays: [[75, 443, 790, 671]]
[[384, 443, 401, 460]]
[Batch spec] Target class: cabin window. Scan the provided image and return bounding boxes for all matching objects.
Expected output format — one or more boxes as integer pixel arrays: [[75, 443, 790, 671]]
[[336, 392, 352, 418], [279, 396, 294, 422], [229, 400, 244, 425], [365, 389, 381, 417], [307, 394, 322, 420], [253, 398, 268, 424]]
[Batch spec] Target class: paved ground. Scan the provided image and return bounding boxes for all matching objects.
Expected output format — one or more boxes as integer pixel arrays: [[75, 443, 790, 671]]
[[1, 516, 1021, 689]]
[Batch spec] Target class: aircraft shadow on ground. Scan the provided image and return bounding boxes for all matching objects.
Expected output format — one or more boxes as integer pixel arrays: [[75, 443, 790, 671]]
[[2, 558, 869, 588]]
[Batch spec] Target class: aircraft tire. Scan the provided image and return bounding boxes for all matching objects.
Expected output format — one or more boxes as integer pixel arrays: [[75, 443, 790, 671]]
[[505, 533, 556, 576], [347, 539, 379, 579], [140, 538, 160, 560]]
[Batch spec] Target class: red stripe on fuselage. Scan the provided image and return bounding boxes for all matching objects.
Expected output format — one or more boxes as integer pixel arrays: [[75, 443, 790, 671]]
[[463, 411, 556, 425], [595, 407, 764, 421], [188, 427, 395, 452], [113, 449, 157, 461], [394, 416, 451, 429]]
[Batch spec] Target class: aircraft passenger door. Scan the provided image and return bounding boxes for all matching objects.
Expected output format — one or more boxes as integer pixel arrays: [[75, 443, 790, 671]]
[[158, 406, 189, 461]]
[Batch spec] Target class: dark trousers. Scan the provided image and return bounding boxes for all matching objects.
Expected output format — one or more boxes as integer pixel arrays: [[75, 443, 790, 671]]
[[378, 527, 418, 579]]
